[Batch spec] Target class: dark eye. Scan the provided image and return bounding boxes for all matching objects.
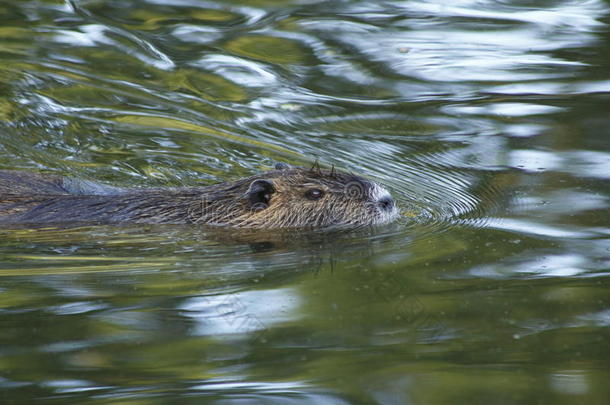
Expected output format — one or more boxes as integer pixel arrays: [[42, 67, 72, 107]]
[[305, 188, 324, 200]]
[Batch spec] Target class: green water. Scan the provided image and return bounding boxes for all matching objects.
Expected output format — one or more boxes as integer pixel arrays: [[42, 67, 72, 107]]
[[1, 0, 609, 403]]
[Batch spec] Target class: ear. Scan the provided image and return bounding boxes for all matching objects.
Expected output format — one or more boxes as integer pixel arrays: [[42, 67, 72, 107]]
[[275, 162, 291, 170], [246, 179, 275, 211]]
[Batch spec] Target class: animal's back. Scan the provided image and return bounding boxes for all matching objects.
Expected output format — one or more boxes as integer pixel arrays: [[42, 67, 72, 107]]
[[0, 170, 125, 196], [0, 170, 129, 223], [0, 170, 67, 195]]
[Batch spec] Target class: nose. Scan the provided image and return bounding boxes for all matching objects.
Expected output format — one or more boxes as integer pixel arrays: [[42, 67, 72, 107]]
[[377, 195, 395, 212]]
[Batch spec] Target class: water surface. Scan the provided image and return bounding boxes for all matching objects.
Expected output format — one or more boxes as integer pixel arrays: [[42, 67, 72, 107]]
[[1, 0, 609, 403]]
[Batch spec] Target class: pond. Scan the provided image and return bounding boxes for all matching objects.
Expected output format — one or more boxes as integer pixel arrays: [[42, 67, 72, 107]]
[[1, 0, 609, 403]]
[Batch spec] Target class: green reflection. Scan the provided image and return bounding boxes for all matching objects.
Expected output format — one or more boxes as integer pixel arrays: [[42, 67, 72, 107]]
[[88, 4, 244, 31], [167, 69, 247, 102], [225, 35, 314, 65]]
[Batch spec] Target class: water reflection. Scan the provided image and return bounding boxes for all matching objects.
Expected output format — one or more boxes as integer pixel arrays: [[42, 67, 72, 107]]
[[1, 0, 610, 403], [181, 287, 300, 339]]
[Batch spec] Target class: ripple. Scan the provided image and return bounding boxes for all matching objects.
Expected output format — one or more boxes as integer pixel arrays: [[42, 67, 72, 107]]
[[400, 0, 606, 30], [1, 0, 609, 402], [192, 54, 278, 87]]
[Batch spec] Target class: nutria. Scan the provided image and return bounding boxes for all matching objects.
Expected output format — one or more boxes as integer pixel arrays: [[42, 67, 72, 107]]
[[0, 163, 398, 229]]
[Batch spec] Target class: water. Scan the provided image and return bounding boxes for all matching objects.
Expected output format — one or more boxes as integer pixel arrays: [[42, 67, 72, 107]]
[[1, 0, 609, 403]]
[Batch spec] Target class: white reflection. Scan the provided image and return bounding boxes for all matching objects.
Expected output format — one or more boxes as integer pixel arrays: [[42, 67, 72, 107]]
[[509, 149, 562, 172], [399, 0, 605, 30], [48, 301, 108, 315], [563, 150, 610, 179], [578, 309, 610, 327], [193, 379, 353, 404], [515, 190, 608, 215], [470, 252, 590, 278], [501, 123, 546, 138], [193, 54, 277, 87], [41, 379, 107, 393], [172, 25, 223, 44], [489, 82, 569, 95], [302, 0, 606, 84], [491, 79, 610, 96], [444, 103, 564, 117], [180, 288, 300, 339], [54, 25, 174, 70], [574, 79, 610, 94], [487, 218, 596, 239], [340, 26, 595, 82], [510, 149, 610, 179], [194, 379, 307, 393], [550, 371, 589, 395], [54, 24, 107, 47]]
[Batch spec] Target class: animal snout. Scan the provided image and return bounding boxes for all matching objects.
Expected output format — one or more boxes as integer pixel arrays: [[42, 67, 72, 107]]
[[376, 195, 395, 212]]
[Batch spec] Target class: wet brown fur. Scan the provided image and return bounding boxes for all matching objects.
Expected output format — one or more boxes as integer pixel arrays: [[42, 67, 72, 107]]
[[0, 167, 396, 229]]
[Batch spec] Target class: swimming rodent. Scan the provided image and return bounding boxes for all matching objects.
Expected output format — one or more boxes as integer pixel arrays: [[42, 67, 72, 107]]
[[0, 163, 398, 229]]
